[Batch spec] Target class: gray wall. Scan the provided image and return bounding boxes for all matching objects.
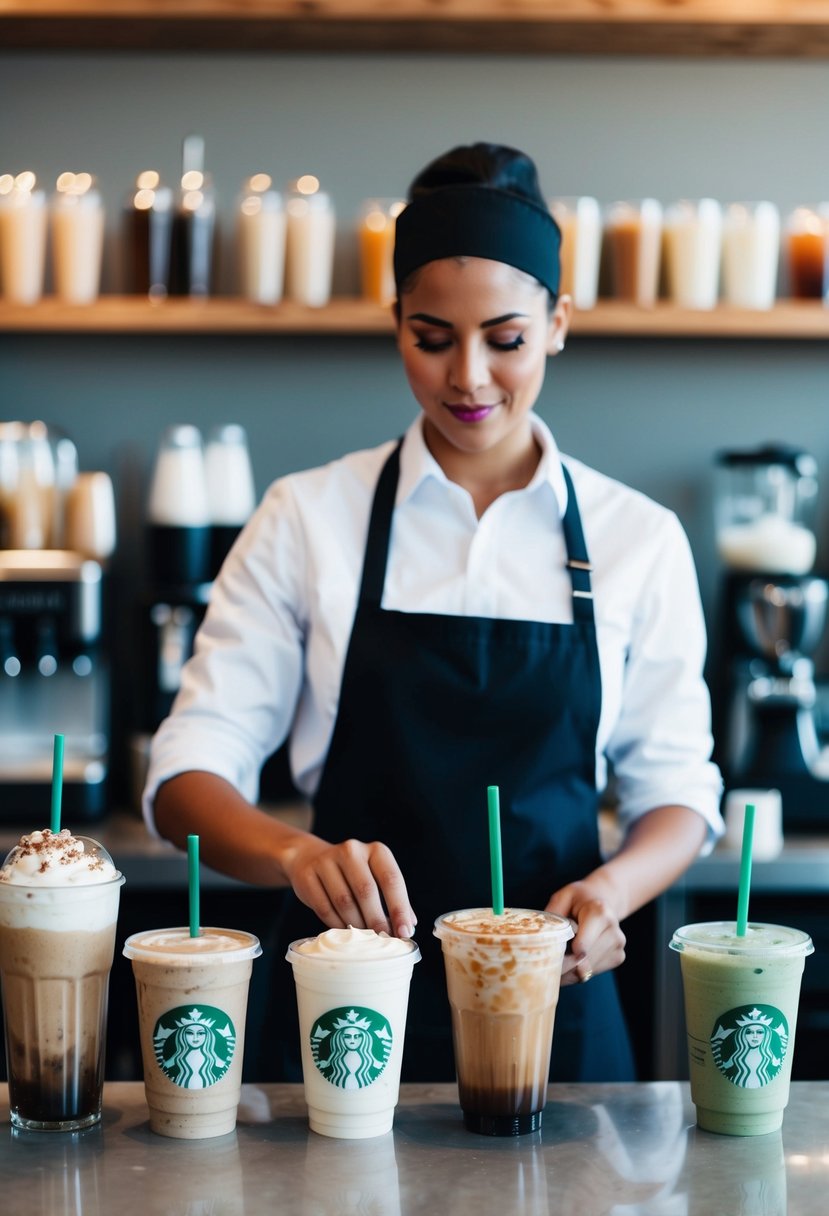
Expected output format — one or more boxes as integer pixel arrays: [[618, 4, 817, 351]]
[[3, 50, 829, 639]]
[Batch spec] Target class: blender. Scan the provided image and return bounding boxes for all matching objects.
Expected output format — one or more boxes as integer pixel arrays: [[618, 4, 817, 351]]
[[711, 445, 829, 830]]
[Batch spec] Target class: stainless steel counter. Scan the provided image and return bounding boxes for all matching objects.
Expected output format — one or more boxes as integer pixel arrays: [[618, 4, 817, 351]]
[[1, 1081, 826, 1215]]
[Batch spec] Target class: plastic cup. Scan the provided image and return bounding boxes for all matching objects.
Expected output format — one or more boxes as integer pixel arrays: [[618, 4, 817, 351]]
[[286, 932, 421, 1139], [123, 926, 262, 1139], [433, 907, 574, 1136], [0, 838, 124, 1131], [670, 921, 814, 1136]]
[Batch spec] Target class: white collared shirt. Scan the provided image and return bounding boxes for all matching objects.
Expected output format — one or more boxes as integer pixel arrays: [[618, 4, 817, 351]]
[[144, 414, 724, 847]]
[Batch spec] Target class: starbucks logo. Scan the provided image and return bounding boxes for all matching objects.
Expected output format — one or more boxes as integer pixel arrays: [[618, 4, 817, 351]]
[[710, 1005, 789, 1089], [310, 1006, 393, 1090], [153, 1005, 236, 1089]]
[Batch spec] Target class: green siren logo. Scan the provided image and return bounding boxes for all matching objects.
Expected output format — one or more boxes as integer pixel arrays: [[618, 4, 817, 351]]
[[310, 1006, 393, 1090], [710, 1005, 789, 1089], [153, 1005, 236, 1089]]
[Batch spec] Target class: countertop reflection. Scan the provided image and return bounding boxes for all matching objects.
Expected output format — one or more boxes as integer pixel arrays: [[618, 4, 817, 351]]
[[2, 1081, 827, 1215]]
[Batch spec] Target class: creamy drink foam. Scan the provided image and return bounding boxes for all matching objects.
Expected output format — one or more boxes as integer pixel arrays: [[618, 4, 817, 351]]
[[287, 926, 421, 1139], [0, 828, 124, 1130], [123, 926, 262, 1140], [434, 907, 573, 1136], [670, 921, 814, 1136]]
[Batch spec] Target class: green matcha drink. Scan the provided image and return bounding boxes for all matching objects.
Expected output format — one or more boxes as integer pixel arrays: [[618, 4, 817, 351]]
[[670, 922, 813, 1136]]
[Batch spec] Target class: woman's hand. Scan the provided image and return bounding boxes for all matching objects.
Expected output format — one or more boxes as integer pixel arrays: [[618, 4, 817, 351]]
[[545, 879, 626, 986], [282, 835, 417, 941]]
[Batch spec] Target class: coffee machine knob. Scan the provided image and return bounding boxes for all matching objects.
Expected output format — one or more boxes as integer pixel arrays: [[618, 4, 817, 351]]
[[0, 617, 21, 678], [35, 616, 58, 677]]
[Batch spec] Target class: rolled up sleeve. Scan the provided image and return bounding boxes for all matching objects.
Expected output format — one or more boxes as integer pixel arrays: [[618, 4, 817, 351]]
[[605, 512, 724, 853]]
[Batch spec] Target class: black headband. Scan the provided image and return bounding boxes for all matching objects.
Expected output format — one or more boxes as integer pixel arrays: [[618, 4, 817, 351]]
[[393, 184, 561, 296]]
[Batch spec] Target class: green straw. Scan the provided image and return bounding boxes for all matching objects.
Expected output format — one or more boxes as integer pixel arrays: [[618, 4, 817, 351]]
[[188, 834, 200, 939], [487, 785, 504, 916], [50, 733, 64, 834], [736, 802, 756, 937]]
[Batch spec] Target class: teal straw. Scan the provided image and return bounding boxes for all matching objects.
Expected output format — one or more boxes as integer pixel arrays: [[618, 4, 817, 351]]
[[50, 733, 64, 834], [487, 785, 504, 916], [735, 803, 756, 937], [188, 835, 200, 938]]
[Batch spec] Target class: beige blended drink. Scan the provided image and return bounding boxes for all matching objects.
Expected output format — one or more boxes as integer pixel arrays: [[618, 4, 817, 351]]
[[287, 926, 421, 1139], [670, 921, 814, 1136], [0, 828, 124, 1130], [434, 907, 573, 1136], [123, 926, 261, 1139]]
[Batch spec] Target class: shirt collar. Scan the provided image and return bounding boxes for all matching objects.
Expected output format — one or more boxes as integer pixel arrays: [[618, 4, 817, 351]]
[[396, 413, 569, 519]]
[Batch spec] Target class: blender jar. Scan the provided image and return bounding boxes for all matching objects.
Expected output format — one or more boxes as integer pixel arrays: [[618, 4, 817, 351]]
[[715, 445, 818, 574]]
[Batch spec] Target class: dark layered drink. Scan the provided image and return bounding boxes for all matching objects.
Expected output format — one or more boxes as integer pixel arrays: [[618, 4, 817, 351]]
[[0, 828, 124, 1130]]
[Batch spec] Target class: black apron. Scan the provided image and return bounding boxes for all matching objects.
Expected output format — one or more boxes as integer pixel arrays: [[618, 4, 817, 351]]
[[269, 440, 634, 1083]]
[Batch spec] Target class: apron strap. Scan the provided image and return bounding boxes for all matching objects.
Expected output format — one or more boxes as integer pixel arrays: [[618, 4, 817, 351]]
[[561, 464, 595, 624], [358, 441, 595, 623], [357, 439, 403, 609]]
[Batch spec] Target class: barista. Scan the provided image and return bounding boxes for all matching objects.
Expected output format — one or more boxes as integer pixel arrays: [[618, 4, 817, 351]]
[[145, 142, 723, 1082]]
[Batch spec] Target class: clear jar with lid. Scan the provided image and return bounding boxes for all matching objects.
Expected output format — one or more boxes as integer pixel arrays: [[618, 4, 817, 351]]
[[714, 445, 818, 574]]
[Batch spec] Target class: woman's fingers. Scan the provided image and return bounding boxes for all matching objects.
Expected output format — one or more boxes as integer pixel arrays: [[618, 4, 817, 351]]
[[289, 837, 416, 939], [548, 883, 626, 986]]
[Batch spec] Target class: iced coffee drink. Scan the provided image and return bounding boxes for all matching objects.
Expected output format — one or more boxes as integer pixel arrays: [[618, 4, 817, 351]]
[[0, 828, 124, 1130], [287, 926, 421, 1139], [434, 907, 573, 1135], [123, 927, 261, 1139]]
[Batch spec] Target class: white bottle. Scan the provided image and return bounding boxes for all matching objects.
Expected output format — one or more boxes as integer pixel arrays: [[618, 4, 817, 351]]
[[721, 202, 780, 310], [204, 425, 256, 526], [285, 176, 336, 308], [204, 424, 256, 579], [147, 425, 210, 527], [51, 172, 105, 305], [549, 196, 601, 310], [146, 425, 211, 586], [237, 175, 286, 305], [0, 172, 48, 306], [664, 198, 723, 309]]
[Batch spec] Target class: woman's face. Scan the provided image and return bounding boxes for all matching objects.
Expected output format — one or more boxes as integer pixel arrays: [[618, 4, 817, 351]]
[[185, 1025, 207, 1048], [396, 257, 570, 467]]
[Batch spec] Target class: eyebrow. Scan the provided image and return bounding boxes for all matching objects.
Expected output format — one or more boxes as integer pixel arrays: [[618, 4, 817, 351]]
[[407, 311, 529, 330]]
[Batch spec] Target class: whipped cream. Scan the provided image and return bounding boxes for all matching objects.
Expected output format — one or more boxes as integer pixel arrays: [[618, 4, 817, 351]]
[[295, 926, 416, 961], [123, 927, 262, 964], [0, 829, 119, 887]]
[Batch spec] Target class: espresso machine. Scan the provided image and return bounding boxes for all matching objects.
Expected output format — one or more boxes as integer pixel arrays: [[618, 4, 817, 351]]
[[711, 445, 829, 831], [0, 551, 110, 821], [0, 421, 116, 821]]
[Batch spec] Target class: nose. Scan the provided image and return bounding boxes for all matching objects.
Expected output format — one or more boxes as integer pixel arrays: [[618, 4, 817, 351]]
[[448, 339, 490, 395]]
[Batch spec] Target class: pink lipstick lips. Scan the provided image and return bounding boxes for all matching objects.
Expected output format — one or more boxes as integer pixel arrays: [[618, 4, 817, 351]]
[[445, 404, 497, 423]]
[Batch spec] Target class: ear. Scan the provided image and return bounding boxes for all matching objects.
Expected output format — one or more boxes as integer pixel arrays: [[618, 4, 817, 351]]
[[546, 294, 573, 356]]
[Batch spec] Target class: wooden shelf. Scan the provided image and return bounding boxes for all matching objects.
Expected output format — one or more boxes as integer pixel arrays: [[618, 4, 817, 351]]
[[5, 0, 829, 56], [2, 296, 829, 338]]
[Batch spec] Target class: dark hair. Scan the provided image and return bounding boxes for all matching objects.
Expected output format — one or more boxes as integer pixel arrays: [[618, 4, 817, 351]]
[[407, 142, 549, 213]]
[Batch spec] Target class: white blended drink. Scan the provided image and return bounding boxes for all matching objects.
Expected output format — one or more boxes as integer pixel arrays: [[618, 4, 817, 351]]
[[670, 921, 814, 1136], [434, 907, 573, 1136], [0, 828, 124, 1130], [123, 927, 261, 1139], [286, 927, 421, 1139]]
